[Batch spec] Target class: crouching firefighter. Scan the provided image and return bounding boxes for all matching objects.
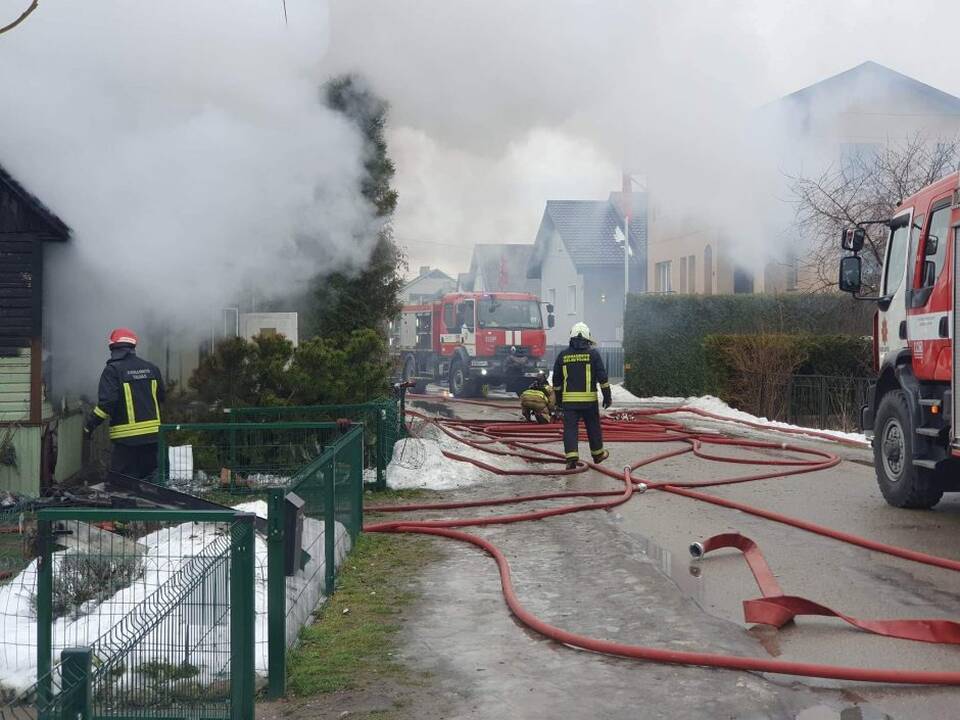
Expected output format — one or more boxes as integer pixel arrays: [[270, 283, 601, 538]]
[[84, 328, 166, 479], [520, 373, 557, 424], [553, 322, 612, 470]]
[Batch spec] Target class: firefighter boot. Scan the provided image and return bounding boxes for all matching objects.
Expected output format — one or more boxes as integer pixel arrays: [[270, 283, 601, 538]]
[[591, 449, 610, 464], [565, 457, 579, 470]]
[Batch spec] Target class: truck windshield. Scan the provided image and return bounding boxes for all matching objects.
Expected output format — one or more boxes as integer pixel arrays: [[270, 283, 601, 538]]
[[477, 299, 542, 329]]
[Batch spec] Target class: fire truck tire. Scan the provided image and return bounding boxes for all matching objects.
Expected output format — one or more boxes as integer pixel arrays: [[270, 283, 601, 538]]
[[873, 390, 943, 509], [449, 358, 476, 398]]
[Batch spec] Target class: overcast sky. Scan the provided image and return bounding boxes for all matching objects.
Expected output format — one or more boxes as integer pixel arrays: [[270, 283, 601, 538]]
[[321, 0, 960, 277]]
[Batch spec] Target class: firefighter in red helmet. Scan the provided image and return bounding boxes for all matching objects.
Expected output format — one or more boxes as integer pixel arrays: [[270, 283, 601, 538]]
[[84, 328, 166, 479]]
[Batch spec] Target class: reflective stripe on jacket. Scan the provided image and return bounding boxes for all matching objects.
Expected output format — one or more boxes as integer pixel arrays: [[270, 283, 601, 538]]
[[88, 348, 165, 444], [551, 342, 610, 406]]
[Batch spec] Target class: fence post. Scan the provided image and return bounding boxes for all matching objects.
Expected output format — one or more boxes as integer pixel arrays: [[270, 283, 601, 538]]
[[266, 490, 286, 700], [36, 515, 53, 711], [324, 451, 336, 594], [231, 513, 256, 720], [60, 647, 92, 720], [156, 429, 168, 485], [351, 429, 364, 541], [819, 376, 827, 430], [375, 407, 385, 489]]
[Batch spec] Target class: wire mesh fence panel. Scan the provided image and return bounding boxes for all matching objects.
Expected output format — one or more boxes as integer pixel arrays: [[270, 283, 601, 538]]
[[787, 375, 871, 432], [223, 400, 400, 489], [156, 422, 343, 494], [0, 509, 255, 720]]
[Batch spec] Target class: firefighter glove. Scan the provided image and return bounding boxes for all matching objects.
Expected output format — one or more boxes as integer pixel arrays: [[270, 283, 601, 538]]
[[601, 388, 612, 410]]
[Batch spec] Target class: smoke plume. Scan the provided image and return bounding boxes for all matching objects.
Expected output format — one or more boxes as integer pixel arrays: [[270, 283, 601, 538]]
[[0, 1, 379, 396]]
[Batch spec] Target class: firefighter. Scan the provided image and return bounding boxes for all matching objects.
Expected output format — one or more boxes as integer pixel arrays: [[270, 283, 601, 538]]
[[552, 322, 612, 469], [84, 328, 166, 479], [520, 372, 557, 424]]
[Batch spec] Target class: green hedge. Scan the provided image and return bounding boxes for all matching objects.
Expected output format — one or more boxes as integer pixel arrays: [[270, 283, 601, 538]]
[[623, 294, 873, 397]]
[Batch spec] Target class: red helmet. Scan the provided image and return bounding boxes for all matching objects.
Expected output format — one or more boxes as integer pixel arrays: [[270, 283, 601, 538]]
[[108, 327, 138, 347]]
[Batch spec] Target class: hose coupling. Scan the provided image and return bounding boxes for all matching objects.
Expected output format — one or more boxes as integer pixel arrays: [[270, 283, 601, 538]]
[[689, 542, 705, 560], [635, 483, 648, 494]]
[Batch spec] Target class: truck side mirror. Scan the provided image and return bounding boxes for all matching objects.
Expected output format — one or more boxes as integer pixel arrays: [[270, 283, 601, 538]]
[[545, 303, 555, 314], [841, 227, 865, 252], [925, 235, 939, 256], [838, 255, 862, 294], [547, 314, 555, 329]]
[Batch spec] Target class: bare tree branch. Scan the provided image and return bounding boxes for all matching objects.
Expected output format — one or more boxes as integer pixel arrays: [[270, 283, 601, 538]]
[[0, 0, 38, 36], [788, 133, 959, 294]]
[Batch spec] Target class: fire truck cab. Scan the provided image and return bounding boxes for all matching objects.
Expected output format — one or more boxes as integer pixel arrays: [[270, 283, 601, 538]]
[[392, 292, 554, 397], [839, 171, 960, 508]]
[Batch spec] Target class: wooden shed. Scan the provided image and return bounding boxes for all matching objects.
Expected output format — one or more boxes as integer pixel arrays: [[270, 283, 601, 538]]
[[0, 163, 79, 495]]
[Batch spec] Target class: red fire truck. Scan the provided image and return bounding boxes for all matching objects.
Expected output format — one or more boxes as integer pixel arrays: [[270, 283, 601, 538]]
[[839, 171, 960, 508], [393, 292, 555, 397]]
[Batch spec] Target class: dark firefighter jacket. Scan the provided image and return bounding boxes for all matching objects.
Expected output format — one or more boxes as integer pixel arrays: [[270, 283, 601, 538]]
[[86, 347, 165, 445], [552, 338, 612, 407]]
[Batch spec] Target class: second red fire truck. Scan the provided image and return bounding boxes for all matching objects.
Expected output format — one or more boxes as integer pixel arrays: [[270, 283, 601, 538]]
[[392, 292, 555, 397], [839, 171, 960, 508]]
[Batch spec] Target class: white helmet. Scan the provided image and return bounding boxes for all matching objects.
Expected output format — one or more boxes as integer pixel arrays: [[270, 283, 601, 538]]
[[570, 322, 593, 343]]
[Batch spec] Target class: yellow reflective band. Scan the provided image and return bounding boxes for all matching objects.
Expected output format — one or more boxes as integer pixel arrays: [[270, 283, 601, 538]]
[[151, 379, 161, 422], [562, 353, 590, 363], [123, 383, 136, 424], [110, 419, 160, 440], [93, 406, 109, 420], [565, 451, 579, 458], [562, 365, 568, 395], [591, 447, 606, 457], [585, 363, 591, 394], [599, 382, 611, 389], [561, 391, 596, 402]]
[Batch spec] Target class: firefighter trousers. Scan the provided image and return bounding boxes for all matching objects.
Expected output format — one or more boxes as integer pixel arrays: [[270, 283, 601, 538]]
[[562, 404, 604, 460], [111, 442, 159, 480]]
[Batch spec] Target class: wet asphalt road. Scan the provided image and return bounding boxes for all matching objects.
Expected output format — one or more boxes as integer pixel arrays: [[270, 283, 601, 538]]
[[391, 396, 960, 719]]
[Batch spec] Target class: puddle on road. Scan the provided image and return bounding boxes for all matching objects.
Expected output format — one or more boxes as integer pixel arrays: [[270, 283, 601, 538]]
[[633, 532, 705, 605], [795, 704, 893, 720]]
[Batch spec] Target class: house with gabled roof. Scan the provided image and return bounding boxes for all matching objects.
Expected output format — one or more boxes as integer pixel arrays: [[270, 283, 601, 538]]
[[647, 61, 960, 297], [0, 162, 84, 494], [527, 181, 646, 346], [402, 266, 456, 304]]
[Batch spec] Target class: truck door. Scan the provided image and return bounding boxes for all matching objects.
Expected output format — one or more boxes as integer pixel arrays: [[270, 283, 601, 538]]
[[456, 300, 477, 356], [906, 197, 952, 381], [877, 209, 913, 368]]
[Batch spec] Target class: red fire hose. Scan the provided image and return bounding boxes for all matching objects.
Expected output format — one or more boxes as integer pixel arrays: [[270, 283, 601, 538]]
[[365, 401, 960, 685]]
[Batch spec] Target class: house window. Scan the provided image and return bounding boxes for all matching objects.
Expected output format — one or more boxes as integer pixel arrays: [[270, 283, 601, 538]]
[[655, 261, 672, 293], [567, 284, 577, 313], [679, 257, 688, 293], [548, 288, 556, 307], [733, 266, 754, 294], [260, 328, 277, 338], [704, 245, 713, 295], [687, 255, 696, 294]]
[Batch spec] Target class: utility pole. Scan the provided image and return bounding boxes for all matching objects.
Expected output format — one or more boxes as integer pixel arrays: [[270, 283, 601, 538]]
[[621, 173, 632, 313]]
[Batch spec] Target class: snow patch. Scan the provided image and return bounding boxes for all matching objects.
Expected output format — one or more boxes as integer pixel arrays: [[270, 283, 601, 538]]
[[607, 385, 868, 445], [386, 427, 534, 490], [0, 503, 351, 693]]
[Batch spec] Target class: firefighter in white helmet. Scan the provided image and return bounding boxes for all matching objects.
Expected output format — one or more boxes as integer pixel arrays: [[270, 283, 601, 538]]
[[552, 322, 611, 469]]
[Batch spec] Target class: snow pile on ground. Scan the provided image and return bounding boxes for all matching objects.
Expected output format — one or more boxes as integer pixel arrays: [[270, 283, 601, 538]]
[[608, 384, 868, 445], [386, 427, 536, 490], [0, 504, 350, 693]]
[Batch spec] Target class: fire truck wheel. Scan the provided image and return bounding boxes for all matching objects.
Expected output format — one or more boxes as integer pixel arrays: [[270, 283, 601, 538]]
[[873, 390, 943, 509], [449, 358, 474, 398]]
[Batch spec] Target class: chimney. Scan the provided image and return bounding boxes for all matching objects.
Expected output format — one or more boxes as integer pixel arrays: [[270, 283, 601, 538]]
[[419, 265, 430, 277]]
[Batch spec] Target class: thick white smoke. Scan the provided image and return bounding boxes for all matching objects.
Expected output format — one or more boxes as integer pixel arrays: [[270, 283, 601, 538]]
[[0, 1, 379, 395], [321, 0, 960, 274]]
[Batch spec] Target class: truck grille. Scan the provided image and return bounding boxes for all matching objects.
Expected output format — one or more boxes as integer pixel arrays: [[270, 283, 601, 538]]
[[495, 345, 531, 357]]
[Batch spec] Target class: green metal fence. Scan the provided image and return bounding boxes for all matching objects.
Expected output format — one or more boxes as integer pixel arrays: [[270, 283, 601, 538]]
[[0, 424, 366, 711], [222, 399, 400, 489], [155, 421, 345, 493], [0, 508, 255, 720]]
